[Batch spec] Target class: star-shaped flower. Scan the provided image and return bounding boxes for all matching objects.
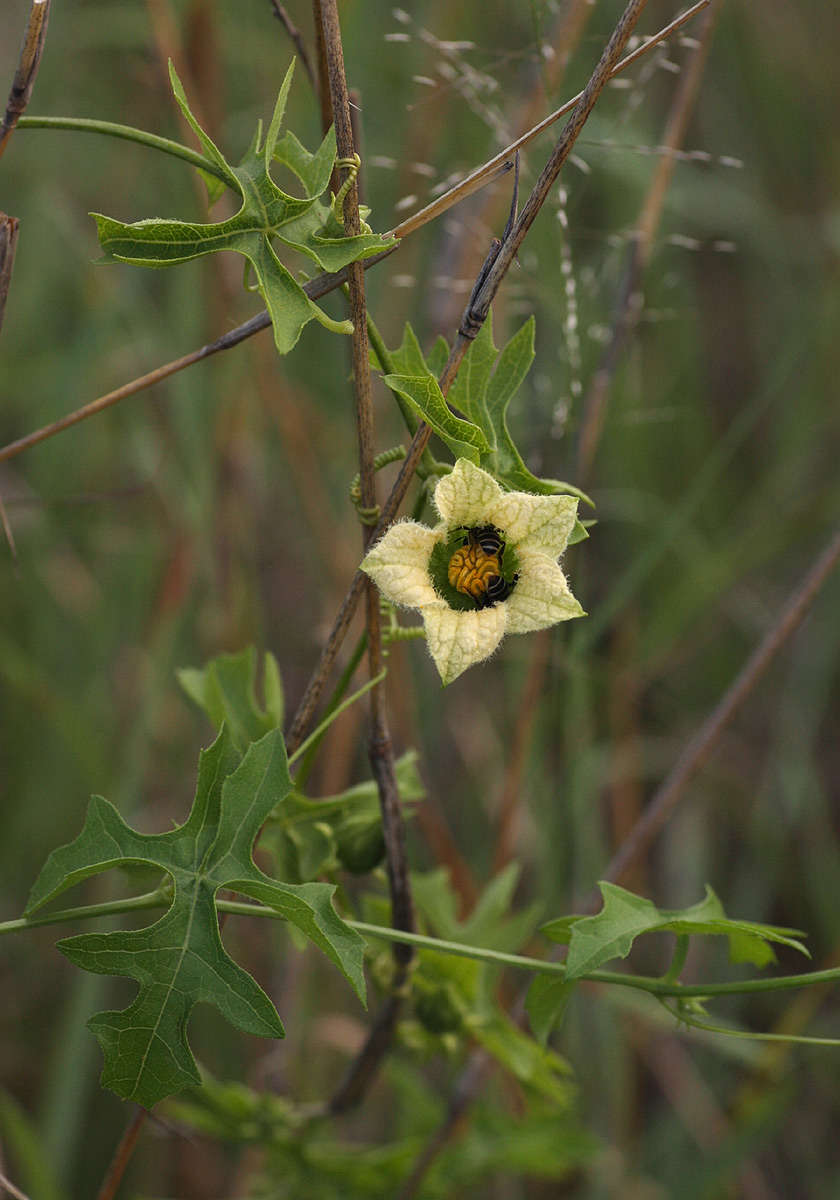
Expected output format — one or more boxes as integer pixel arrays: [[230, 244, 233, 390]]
[[362, 459, 585, 684]]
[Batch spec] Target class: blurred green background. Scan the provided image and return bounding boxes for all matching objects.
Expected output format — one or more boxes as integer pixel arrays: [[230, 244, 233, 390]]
[[1, 0, 839, 1196]]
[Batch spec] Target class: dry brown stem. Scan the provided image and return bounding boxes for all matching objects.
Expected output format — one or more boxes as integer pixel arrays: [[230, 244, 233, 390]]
[[269, 1, 317, 90], [0, 0, 51, 158], [0, 1169, 31, 1200], [94, 1107, 147, 1200], [0, 212, 19, 336], [315, 0, 415, 1116], [390, 1, 708, 244]]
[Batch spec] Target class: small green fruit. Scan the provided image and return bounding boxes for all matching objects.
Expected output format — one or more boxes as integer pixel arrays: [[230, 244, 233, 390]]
[[335, 813, 385, 874]]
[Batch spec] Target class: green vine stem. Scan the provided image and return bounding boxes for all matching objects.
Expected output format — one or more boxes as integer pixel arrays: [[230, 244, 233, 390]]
[[661, 933, 690, 984], [15, 115, 230, 182], [657, 1002, 840, 1048], [287, 669, 386, 767], [4, 893, 840, 1007], [293, 632, 368, 788], [345, 921, 840, 1002], [0, 889, 167, 936]]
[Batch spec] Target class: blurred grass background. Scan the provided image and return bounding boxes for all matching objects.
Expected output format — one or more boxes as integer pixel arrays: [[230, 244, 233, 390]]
[[1, 0, 839, 1196]]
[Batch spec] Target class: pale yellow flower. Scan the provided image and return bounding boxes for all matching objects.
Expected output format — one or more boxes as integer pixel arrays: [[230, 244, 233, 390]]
[[362, 459, 584, 684]]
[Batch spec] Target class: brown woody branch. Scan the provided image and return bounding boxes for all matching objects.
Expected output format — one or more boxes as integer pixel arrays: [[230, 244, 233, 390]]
[[389, 0, 708, 243], [269, 1, 317, 91], [94, 1107, 147, 1200], [0, 1169, 30, 1200], [456, 0, 651, 342], [0, 212, 19, 337], [0, 256, 392, 466], [0, 0, 51, 335], [0, 0, 51, 158], [315, 0, 416, 1116]]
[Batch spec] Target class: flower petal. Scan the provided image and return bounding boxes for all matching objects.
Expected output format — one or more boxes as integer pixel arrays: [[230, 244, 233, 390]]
[[423, 602, 507, 685], [504, 549, 584, 634], [361, 521, 440, 608], [433, 458, 503, 527], [488, 492, 578, 557]]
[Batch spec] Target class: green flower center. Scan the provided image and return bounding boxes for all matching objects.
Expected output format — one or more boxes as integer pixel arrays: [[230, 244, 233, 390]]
[[428, 525, 520, 612]]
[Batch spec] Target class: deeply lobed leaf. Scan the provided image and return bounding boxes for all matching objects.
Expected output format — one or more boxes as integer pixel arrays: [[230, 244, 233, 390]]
[[25, 727, 366, 1108], [375, 317, 591, 539], [92, 60, 395, 355]]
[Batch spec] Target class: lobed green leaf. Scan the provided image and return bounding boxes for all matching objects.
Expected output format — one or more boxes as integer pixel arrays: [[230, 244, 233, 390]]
[[178, 645, 283, 751], [272, 127, 337, 198], [375, 317, 591, 543], [382, 374, 489, 464], [168, 59, 239, 192], [263, 59, 296, 171], [25, 727, 366, 1108], [444, 313, 592, 508], [92, 59, 394, 355], [542, 882, 809, 983]]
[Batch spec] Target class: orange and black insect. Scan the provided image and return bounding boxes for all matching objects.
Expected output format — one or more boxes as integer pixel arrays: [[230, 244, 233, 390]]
[[470, 525, 504, 557], [447, 525, 518, 608]]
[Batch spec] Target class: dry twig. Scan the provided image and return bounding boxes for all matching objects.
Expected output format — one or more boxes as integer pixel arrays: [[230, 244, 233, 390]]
[[0, 212, 19, 336], [0, 1170, 31, 1200], [0, 0, 51, 158], [94, 1107, 147, 1200], [315, 0, 415, 1115], [0, 0, 52, 546], [388, 0, 709, 243], [269, 0, 317, 90], [0, 259, 386, 466], [311, 0, 334, 141]]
